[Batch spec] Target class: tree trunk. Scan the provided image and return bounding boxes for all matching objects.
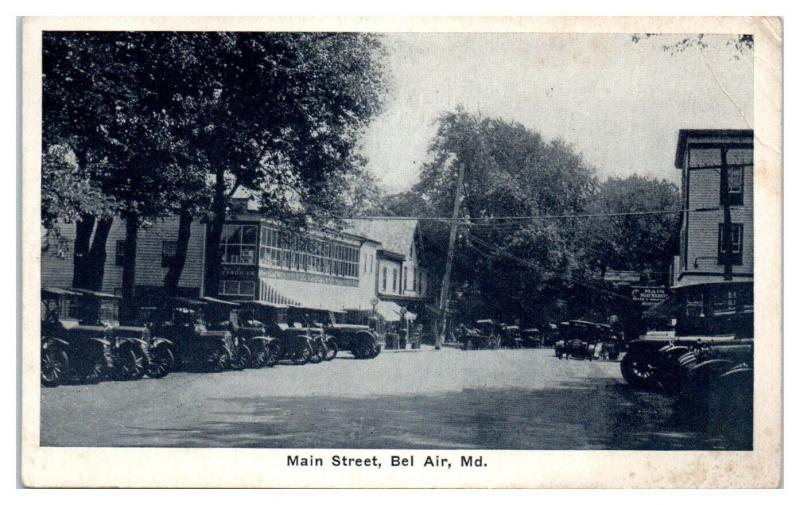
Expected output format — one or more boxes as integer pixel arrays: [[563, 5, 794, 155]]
[[120, 213, 139, 323], [72, 213, 96, 289], [203, 169, 228, 297], [85, 217, 113, 292], [164, 206, 193, 296]]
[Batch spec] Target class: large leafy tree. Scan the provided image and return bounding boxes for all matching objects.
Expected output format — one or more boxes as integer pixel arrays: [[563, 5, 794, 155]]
[[42, 31, 387, 301], [166, 33, 387, 296], [394, 109, 598, 326], [581, 175, 681, 276]]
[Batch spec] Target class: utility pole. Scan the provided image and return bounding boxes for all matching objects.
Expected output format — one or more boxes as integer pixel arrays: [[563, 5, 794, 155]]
[[436, 157, 465, 350], [720, 146, 733, 281]]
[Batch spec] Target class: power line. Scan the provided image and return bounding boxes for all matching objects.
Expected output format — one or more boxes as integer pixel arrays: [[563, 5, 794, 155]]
[[465, 232, 635, 303], [340, 207, 719, 224]]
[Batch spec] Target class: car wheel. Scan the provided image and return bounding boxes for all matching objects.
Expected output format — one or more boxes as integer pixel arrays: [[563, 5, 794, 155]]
[[265, 342, 280, 367], [292, 342, 312, 365], [249, 340, 269, 368], [324, 340, 338, 361], [309, 341, 325, 364], [231, 343, 251, 371], [114, 345, 146, 381], [146, 345, 174, 379], [621, 352, 658, 388], [41, 346, 68, 387], [207, 347, 231, 372]]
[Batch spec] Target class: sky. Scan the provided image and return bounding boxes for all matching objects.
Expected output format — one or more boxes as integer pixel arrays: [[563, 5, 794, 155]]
[[359, 33, 754, 193]]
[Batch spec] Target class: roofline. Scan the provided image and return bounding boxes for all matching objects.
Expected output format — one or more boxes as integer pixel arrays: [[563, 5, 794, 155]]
[[377, 249, 406, 261], [674, 129, 754, 169]]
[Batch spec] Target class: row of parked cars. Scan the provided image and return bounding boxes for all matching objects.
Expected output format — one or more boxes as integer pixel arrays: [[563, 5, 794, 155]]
[[455, 319, 558, 350], [40, 287, 382, 388]]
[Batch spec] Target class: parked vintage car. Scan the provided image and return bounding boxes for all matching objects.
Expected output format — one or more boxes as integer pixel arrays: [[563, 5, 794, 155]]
[[286, 307, 336, 363], [71, 288, 173, 380], [521, 328, 543, 348], [499, 324, 523, 349], [142, 297, 236, 372], [40, 288, 114, 387], [201, 297, 255, 370], [303, 308, 381, 360], [236, 301, 283, 368], [235, 302, 315, 365], [554, 320, 601, 360], [456, 319, 500, 350], [40, 287, 173, 387]]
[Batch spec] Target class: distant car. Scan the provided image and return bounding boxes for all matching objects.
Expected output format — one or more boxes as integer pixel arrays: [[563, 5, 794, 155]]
[[456, 319, 500, 350], [499, 324, 523, 349], [521, 328, 542, 348], [304, 308, 381, 359], [554, 320, 602, 360]]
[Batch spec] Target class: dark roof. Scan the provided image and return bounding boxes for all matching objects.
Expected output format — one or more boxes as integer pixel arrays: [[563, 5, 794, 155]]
[[674, 129, 753, 169], [344, 219, 419, 257], [376, 249, 405, 262]]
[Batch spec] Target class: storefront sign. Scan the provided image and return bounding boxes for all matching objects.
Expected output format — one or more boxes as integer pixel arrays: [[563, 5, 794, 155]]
[[630, 286, 669, 306]]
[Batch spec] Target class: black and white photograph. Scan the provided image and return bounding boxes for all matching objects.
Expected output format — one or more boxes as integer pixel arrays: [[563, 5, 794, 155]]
[[20, 16, 783, 488]]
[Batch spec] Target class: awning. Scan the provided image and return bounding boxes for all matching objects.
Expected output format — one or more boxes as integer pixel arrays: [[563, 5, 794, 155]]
[[642, 295, 681, 319], [374, 301, 417, 322]]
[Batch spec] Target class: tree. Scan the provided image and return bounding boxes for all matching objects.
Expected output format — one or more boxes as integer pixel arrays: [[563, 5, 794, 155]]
[[42, 32, 387, 301], [397, 109, 598, 326], [581, 175, 681, 277], [167, 33, 388, 296]]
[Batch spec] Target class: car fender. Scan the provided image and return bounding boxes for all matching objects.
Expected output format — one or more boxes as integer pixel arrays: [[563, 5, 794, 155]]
[[688, 358, 737, 379], [43, 337, 70, 349], [87, 337, 112, 347], [151, 337, 174, 348]]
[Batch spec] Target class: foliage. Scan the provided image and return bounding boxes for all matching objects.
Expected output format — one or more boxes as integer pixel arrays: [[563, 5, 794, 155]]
[[580, 175, 681, 275], [392, 109, 598, 325]]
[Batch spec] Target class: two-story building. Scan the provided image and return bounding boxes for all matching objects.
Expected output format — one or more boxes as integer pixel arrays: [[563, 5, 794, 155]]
[[344, 218, 433, 323], [669, 129, 754, 337]]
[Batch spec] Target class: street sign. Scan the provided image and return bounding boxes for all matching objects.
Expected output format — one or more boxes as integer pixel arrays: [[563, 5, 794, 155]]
[[630, 286, 669, 307]]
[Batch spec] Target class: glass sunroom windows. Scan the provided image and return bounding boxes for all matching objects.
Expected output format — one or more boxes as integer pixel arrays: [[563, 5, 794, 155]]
[[221, 224, 258, 265], [258, 225, 359, 279]]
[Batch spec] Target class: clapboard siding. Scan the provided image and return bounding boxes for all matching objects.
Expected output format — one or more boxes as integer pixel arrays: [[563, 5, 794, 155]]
[[41, 217, 206, 294]]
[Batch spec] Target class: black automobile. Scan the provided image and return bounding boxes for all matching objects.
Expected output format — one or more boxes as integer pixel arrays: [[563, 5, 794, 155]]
[[144, 297, 236, 373], [521, 328, 542, 348], [304, 308, 380, 360], [40, 288, 114, 387], [70, 288, 173, 380], [554, 320, 599, 360], [236, 302, 314, 365], [201, 297, 254, 371], [499, 324, 523, 349], [456, 319, 500, 350], [237, 301, 282, 368]]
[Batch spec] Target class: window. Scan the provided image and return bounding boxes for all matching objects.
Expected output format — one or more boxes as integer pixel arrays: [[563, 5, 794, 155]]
[[404, 267, 408, 291], [219, 280, 256, 297], [258, 225, 359, 278], [718, 223, 744, 265], [711, 289, 737, 316], [115, 240, 125, 267], [382, 267, 387, 291], [412, 268, 417, 291], [161, 240, 178, 268], [722, 166, 744, 205], [686, 291, 704, 317], [221, 224, 257, 265], [392, 268, 397, 292]]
